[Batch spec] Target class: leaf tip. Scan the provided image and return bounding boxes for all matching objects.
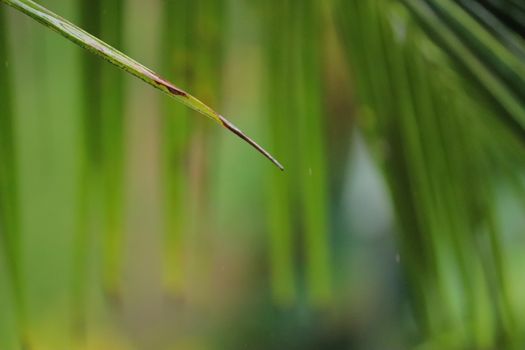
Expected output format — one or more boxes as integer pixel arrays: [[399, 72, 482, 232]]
[[219, 115, 284, 171]]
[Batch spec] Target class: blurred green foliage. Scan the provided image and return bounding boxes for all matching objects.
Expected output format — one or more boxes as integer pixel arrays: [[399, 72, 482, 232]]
[[1, 0, 525, 349]]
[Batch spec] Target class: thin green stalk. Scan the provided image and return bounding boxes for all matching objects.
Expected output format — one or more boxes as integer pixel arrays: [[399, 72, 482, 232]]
[[454, 95, 516, 345], [384, 5, 460, 334], [430, 0, 525, 96], [375, 3, 434, 334], [185, 0, 226, 297], [384, 12, 441, 336], [291, 0, 332, 305], [409, 32, 476, 342], [402, 0, 525, 132], [264, 0, 296, 305], [457, 0, 525, 60], [0, 5, 26, 348], [70, 0, 102, 337], [161, 0, 192, 297], [100, 0, 125, 301], [0, 0, 283, 170]]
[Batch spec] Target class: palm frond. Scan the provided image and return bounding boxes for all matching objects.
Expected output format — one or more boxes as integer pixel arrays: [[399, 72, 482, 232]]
[[0, 0, 283, 170], [336, 0, 525, 347]]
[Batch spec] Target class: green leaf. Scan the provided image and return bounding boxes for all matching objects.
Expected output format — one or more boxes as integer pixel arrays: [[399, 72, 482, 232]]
[[0, 0, 284, 170]]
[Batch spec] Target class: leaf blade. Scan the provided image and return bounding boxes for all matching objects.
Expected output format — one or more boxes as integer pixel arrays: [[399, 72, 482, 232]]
[[0, 0, 284, 170]]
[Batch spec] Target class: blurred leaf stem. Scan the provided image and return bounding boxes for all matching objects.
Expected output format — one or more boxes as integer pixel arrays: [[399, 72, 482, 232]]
[[0, 5, 26, 348], [161, 0, 192, 297]]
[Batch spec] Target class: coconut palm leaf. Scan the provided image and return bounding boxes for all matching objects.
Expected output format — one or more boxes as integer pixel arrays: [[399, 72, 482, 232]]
[[335, 0, 525, 348], [0, 0, 283, 170]]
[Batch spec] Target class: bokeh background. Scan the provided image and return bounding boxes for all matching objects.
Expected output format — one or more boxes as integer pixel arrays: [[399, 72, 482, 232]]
[[1, 0, 525, 349]]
